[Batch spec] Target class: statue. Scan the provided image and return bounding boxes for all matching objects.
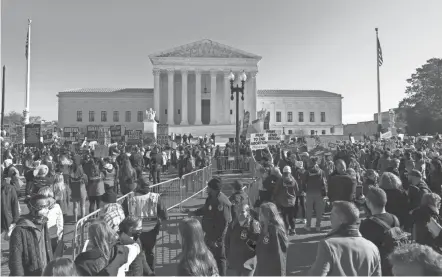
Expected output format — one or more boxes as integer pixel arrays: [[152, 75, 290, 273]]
[[257, 108, 267, 121], [145, 108, 156, 122], [389, 109, 395, 125]]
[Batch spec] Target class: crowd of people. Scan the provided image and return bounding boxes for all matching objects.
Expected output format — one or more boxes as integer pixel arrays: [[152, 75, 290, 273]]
[[2, 134, 442, 276]]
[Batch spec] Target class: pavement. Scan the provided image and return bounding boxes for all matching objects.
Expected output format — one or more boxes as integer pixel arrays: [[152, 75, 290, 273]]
[[1, 171, 332, 276]]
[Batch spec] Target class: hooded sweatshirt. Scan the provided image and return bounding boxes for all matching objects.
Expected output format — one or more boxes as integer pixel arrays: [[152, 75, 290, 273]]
[[305, 167, 327, 196]]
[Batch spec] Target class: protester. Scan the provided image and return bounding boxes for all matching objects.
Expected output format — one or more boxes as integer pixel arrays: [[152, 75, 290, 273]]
[[75, 219, 140, 276], [37, 186, 64, 254], [388, 243, 442, 276], [119, 158, 138, 194], [9, 195, 54, 276], [42, 257, 79, 276], [255, 202, 288, 276], [1, 177, 20, 237], [411, 192, 442, 253], [408, 169, 432, 211], [86, 164, 105, 213], [100, 190, 126, 234], [309, 201, 381, 276], [273, 165, 297, 235], [225, 203, 260, 276], [428, 158, 442, 195], [304, 157, 327, 232], [359, 186, 406, 276], [327, 159, 357, 203], [229, 180, 251, 222], [53, 173, 69, 218], [177, 218, 219, 276], [69, 161, 88, 222], [379, 172, 409, 227]]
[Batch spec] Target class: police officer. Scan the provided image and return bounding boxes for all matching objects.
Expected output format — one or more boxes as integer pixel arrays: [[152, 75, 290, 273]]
[[225, 203, 260, 276], [190, 177, 232, 276], [229, 180, 251, 222]]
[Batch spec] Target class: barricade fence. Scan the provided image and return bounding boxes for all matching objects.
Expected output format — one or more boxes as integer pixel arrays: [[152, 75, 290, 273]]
[[72, 165, 212, 260], [72, 191, 134, 259]]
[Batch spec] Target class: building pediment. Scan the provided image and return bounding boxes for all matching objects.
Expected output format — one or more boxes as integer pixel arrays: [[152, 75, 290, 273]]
[[149, 39, 261, 60]]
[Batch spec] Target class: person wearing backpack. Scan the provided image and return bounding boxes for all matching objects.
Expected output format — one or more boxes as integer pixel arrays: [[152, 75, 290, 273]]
[[360, 186, 409, 276], [408, 170, 432, 212]]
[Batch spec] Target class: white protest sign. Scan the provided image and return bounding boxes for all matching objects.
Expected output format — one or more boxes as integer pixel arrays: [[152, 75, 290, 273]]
[[250, 133, 268, 150], [266, 130, 281, 145], [380, 131, 392, 140]]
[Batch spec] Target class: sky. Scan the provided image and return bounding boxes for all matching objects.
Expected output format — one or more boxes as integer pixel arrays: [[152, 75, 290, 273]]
[[1, 0, 442, 123]]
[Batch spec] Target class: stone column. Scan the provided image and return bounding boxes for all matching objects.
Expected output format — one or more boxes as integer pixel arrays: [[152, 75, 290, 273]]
[[167, 69, 174, 125], [250, 71, 258, 121], [153, 69, 161, 121], [224, 71, 231, 124], [194, 70, 202, 125], [210, 70, 217, 124], [181, 69, 189, 125]]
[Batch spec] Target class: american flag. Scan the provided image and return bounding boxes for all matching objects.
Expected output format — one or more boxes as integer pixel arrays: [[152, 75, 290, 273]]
[[377, 37, 383, 67], [25, 27, 29, 60]]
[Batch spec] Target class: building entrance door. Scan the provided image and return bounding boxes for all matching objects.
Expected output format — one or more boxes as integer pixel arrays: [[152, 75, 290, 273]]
[[201, 100, 210, 125]]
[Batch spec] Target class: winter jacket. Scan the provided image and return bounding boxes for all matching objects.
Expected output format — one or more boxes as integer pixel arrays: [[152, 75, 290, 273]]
[[255, 225, 287, 276], [87, 173, 105, 197], [273, 175, 298, 207], [382, 188, 409, 227], [103, 168, 117, 189], [408, 181, 432, 211], [411, 205, 442, 254], [1, 182, 20, 233], [305, 167, 327, 196], [8, 216, 54, 276], [75, 243, 129, 276], [428, 172, 442, 195]]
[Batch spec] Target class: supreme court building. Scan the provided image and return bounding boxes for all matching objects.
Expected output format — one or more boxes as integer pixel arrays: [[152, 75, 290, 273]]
[[58, 39, 344, 136]]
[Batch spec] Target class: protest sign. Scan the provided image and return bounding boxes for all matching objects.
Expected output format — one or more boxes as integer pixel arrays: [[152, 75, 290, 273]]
[[25, 124, 41, 147], [110, 125, 122, 139], [43, 133, 53, 144], [266, 130, 281, 145], [125, 130, 142, 144], [157, 124, 169, 136], [87, 126, 99, 140], [157, 134, 169, 145], [15, 126, 23, 144], [380, 131, 392, 140], [305, 137, 317, 150], [250, 133, 268, 150]]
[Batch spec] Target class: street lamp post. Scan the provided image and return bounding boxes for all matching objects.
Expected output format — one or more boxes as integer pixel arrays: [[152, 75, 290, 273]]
[[228, 70, 247, 161]]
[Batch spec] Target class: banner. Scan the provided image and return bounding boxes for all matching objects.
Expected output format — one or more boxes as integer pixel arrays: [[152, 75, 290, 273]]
[[15, 126, 23, 144], [110, 125, 122, 138], [157, 124, 169, 135], [380, 131, 392, 140], [63, 127, 79, 138], [42, 132, 53, 144], [250, 133, 268, 150], [125, 130, 142, 144], [266, 130, 281, 145], [87, 126, 99, 141], [157, 134, 169, 145], [25, 123, 41, 147], [305, 137, 317, 150]]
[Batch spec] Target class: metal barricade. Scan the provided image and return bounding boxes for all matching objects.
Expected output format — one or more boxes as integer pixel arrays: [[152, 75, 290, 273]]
[[149, 177, 181, 211], [212, 156, 252, 174], [72, 192, 134, 259]]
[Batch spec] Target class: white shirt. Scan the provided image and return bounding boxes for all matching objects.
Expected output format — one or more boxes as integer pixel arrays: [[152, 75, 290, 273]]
[[117, 243, 141, 277], [47, 203, 64, 238]]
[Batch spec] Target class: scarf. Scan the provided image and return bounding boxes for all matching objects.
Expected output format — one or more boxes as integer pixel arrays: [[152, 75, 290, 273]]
[[326, 223, 361, 238]]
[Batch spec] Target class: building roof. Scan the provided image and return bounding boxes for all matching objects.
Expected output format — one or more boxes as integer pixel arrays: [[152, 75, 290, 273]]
[[149, 39, 262, 60], [60, 88, 153, 94], [257, 90, 342, 98]]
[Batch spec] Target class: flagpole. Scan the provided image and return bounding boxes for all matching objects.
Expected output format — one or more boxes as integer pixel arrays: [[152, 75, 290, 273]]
[[376, 28, 382, 126], [24, 19, 32, 124]]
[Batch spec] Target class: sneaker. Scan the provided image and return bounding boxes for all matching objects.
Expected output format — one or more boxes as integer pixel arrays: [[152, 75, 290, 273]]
[[289, 229, 296, 236]]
